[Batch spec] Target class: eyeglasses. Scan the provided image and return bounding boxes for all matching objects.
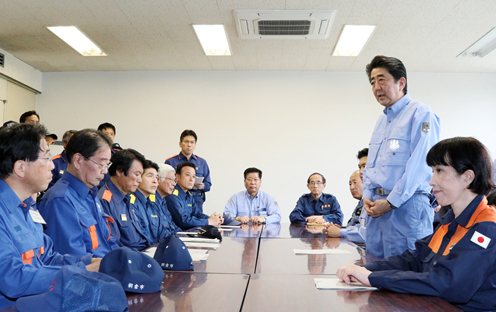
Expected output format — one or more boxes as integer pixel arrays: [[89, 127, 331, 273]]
[[164, 177, 177, 183], [308, 181, 324, 186], [38, 148, 52, 162], [85, 157, 112, 171]]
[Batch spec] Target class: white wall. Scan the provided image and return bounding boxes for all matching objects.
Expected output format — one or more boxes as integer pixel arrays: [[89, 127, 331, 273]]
[[0, 48, 42, 92], [37, 71, 496, 222]]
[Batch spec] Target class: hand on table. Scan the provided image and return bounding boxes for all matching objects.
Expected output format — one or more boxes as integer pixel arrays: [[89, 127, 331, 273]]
[[336, 264, 372, 286]]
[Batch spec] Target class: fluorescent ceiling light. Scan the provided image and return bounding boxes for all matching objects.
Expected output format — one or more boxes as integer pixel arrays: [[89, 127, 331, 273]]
[[47, 26, 106, 56], [458, 27, 496, 58], [332, 25, 375, 56], [193, 25, 231, 56]]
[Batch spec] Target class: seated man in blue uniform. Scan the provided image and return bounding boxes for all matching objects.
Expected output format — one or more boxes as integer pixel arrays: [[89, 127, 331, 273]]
[[156, 163, 176, 200], [130, 160, 180, 245], [326, 170, 368, 243], [97, 149, 149, 251], [289, 173, 343, 225], [47, 129, 77, 190], [0, 123, 99, 308], [224, 167, 281, 224], [97, 122, 121, 188], [337, 137, 496, 312], [166, 162, 223, 230], [39, 129, 118, 257], [165, 129, 211, 213]]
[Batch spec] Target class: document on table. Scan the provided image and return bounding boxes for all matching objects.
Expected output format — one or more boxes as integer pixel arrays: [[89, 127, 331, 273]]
[[179, 237, 220, 243], [184, 242, 219, 249], [142, 247, 209, 261], [218, 225, 240, 228], [294, 249, 351, 255], [314, 278, 377, 290]]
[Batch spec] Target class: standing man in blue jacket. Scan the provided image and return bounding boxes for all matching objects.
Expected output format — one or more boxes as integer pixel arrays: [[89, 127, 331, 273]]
[[289, 173, 343, 225], [362, 55, 440, 258], [165, 130, 211, 213]]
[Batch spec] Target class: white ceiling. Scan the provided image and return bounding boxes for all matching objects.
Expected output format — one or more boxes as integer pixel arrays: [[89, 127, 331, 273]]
[[1, 0, 496, 73]]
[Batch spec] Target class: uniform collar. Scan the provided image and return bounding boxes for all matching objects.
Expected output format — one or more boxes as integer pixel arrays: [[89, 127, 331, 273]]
[[174, 185, 189, 199], [383, 93, 411, 116], [441, 194, 484, 228], [133, 190, 148, 206], [61, 150, 68, 162], [245, 190, 259, 200], [309, 193, 325, 203], [62, 171, 96, 198], [178, 151, 197, 161], [0, 180, 24, 214], [106, 179, 126, 203]]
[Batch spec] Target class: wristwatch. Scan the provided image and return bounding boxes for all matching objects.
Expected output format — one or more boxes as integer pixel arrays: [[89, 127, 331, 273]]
[[388, 200, 397, 209]]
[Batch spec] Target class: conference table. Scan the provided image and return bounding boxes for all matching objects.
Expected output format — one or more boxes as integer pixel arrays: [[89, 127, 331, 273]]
[[1, 224, 461, 312]]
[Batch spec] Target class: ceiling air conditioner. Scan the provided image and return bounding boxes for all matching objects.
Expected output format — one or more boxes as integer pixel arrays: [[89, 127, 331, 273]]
[[234, 10, 336, 39]]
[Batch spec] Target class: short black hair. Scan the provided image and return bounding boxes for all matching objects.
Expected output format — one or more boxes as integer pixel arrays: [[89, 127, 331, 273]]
[[307, 172, 326, 184], [180, 130, 197, 142], [366, 55, 408, 94], [66, 129, 112, 164], [357, 148, 369, 160], [244, 167, 262, 179], [0, 123, 47, 180], [426, 137, 494, 196], [109, 149, 146, 177], [19, 110, 40, 123], [176, 162, 196, 175], [143, 160, 159, 172], [487, 192, 496, 207], [98, 122, 116, 134]]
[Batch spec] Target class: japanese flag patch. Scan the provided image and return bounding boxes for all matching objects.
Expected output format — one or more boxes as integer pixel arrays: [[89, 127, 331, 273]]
[[471, 231, 491, 249]]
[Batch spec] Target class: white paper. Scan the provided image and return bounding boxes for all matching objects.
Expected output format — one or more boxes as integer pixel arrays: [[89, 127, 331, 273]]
[[184, 242, 218, 249], [314, 278, 377, 290], [142, 247, 157, 258], [192, 176, 204, 189], [218, 225, 240, 228], [180, 237, 220, 244], [294, 249, 351, 255], [142, 246, 208, 261], [176, 232, 195, 235]]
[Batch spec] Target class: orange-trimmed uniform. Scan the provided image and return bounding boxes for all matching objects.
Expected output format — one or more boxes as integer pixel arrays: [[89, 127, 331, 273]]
[[48, 151, 68, 190], [365, 195, 496, 311]]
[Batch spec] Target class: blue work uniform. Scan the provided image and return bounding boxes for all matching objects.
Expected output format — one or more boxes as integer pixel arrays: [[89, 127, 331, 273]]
[[224, 190, 281, 224], [363, 93, 440, 258], [365, 195, 496, 312], [129, 191, 153, 244], [165, 152, 211, 212], [340, 200, 368, 243], [48, 151, 68, 190], [0, 181, 91, 308], [97, 180, 148, 251], [130, 191, 180, 245], [289, 193, 343, 225], [346, 200, 363, 227], [38, 172, 118, 257], [165, 185, 209, 230]]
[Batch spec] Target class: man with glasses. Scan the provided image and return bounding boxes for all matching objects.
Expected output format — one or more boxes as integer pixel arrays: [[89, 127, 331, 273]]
[[157, 164, 177, 199], [97, 149, 149, 250], [0, 124, 99, 308], [39, 129, 118, 257], [224, 167, 281, 224], [289, 173, 343, 225], [166, 162, 223, 230]]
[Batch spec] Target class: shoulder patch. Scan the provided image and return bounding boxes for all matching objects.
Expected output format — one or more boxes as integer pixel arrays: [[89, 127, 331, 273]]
[[52, 154, 62, 160], [149, 194, 156, 202], [173, 189, 179, 196], [129, 194, 136, 204], [421, 121, 431, 134], [102, 190, 113, 203], [274, 201, 278, 206], [165, 155, 178, 161]]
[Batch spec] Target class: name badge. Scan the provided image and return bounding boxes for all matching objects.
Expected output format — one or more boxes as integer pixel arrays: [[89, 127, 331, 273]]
[[29, 209, 46, 224], [121, 214, 128, 222]]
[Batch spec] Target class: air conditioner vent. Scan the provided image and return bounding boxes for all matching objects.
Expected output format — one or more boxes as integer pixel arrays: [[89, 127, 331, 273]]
[[234, 10, 336, 39], [258, 20, 311, 36], [0, 53, 4, 68]]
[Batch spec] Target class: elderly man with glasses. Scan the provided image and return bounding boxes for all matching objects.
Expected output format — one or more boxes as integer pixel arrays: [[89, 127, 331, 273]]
[[38, 129, 118, 257], [289, 173, 343, 225]]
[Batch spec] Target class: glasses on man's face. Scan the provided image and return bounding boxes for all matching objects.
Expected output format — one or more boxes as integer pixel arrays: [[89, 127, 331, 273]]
[[164, 177, 177, 184], [85, 157, 112, 172], [308, 181, 324, 186], [37, 147, 52, 162]]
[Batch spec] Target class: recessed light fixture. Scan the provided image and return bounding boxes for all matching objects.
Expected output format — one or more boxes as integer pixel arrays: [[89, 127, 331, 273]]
[[47, 26, 106, 56], [332, 25, 376, 56], [458, 27, 496, 58], [192, 25, 231, 56]]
